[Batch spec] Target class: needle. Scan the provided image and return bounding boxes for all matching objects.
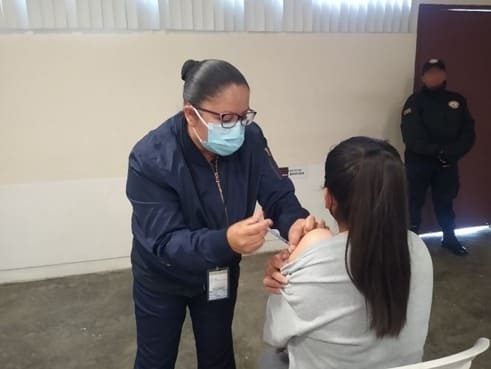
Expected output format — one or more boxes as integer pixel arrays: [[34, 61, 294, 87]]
[[267, 228, 289, 246]]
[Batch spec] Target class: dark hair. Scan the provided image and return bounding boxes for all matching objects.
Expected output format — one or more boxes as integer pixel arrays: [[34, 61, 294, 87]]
[[324, 136, 411, 338], [181, 59, 249, 106]]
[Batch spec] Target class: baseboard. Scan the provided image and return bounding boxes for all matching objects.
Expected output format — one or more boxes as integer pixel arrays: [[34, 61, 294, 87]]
[[0, 239, 285, 284], [0, 256, 131, 284]]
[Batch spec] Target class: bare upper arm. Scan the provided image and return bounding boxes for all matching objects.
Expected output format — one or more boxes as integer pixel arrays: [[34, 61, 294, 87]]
[[288, 228, 333, 262]]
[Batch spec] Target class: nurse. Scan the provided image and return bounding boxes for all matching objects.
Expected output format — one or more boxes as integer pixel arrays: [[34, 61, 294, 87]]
[[126, 59, 314, 369]]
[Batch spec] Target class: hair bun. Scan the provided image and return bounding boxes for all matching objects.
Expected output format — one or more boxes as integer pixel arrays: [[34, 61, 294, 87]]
[[181, 59, 201, 81]]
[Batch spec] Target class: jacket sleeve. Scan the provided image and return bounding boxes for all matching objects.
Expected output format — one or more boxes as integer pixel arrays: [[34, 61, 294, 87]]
[[126, 152, 238, 273], [443, 98, 476, 162], [401, 95, 440, 157], [256, 135, 309, 239]]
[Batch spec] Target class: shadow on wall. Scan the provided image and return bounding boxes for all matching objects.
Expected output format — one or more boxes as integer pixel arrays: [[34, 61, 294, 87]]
[[383, 77, 413, 155]]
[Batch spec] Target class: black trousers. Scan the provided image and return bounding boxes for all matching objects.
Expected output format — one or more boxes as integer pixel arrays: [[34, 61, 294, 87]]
[[406, 157, 459, 235], [133, 271, 239, 369]]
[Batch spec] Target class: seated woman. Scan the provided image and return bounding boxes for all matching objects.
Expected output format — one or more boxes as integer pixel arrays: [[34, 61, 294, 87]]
[[260, 136, 433, 369]]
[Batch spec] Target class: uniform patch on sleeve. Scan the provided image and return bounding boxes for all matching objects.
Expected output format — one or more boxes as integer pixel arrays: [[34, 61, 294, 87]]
[[403, 108, 412, 116], [448, 100, 460, 109]]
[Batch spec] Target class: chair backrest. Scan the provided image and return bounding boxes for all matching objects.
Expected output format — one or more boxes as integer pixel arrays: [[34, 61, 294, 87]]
[[389, 338, 490, 369]]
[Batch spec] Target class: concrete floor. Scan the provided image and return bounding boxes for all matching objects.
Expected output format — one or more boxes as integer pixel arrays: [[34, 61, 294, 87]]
[[1, 230, 490, 369]]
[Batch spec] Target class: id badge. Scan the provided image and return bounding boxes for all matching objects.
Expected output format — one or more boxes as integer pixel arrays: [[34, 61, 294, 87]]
[[208, 267, 229, 301]]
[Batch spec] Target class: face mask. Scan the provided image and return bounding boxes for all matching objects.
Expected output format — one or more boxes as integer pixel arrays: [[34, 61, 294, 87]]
[[192, 107, 245, 156]]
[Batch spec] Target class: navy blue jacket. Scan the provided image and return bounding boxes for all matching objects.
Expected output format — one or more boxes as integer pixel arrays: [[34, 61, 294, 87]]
[[126, 112, 308, 296]]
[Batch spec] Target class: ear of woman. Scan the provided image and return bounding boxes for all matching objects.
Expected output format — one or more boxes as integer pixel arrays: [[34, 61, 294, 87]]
[[183, 105, 198, 127]]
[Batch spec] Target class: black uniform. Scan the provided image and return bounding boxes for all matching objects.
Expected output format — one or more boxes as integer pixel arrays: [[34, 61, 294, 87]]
[[401, 86, 475, 239]]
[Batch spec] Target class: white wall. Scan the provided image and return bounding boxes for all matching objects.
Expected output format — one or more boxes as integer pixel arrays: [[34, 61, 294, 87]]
[[0, 30, 419, 283]]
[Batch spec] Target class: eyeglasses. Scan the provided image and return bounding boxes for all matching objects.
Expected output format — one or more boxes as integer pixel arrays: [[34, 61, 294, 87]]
[[195, 106, 257, 129]]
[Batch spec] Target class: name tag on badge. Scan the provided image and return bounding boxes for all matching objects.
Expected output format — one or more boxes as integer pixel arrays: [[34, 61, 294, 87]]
[[208, 268, 229, 301]]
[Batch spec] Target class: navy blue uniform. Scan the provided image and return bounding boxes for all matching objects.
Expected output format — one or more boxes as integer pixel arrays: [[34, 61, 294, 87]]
[[126, 112, 308, 369], [401, 87, 475, 235]]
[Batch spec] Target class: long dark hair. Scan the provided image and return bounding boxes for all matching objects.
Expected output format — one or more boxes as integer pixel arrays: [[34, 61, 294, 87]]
[[181, 59, 249, 106], [324, 136, 411, 338]]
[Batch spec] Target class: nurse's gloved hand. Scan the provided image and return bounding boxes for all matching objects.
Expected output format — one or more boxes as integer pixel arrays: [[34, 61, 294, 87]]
[[226, 210, 273, 255], [288, 215, 328, 250]]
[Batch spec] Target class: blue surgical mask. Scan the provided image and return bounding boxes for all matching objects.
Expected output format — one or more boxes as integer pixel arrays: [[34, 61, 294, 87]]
[[192, 108, 245, 156]]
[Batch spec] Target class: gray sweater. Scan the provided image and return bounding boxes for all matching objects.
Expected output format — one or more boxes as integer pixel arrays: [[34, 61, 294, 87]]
[[263, 232, 433, 369]]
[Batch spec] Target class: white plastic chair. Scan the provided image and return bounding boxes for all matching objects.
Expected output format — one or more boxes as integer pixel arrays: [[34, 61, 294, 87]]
[[389, 338, 490, 369]]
